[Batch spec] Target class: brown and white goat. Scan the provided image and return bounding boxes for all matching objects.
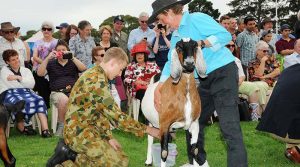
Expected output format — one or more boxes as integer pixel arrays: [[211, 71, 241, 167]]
[[142, 38, 206, 167], [0, 100, 25, 167]]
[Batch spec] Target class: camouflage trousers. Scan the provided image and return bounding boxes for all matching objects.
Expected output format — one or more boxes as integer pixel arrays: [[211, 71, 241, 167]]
[[62, 127, 129, 167]]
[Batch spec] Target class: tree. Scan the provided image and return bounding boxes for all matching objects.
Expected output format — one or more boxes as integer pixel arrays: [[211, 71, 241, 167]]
[[227, 0, 300, 27], [21, 30, 37, 41], [188, 0, 220, 20], [99, 15, 139, 35]]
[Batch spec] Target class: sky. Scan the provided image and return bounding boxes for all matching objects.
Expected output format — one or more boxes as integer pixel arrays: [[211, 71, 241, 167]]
[[0, 0, 231, 35]]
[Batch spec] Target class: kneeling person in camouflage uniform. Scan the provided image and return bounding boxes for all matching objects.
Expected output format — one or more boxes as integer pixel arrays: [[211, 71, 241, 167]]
[[47, 47, 159, 167]]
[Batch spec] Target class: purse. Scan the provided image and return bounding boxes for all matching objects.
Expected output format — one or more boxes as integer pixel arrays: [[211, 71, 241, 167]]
[[238, 97, 251, 121]]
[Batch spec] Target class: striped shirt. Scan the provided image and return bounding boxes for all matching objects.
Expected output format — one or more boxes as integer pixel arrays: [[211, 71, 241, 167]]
[[236, 29, 259, 66]]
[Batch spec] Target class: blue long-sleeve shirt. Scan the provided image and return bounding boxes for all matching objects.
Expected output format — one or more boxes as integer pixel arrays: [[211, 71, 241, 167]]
[[160, 12, 235, 82]]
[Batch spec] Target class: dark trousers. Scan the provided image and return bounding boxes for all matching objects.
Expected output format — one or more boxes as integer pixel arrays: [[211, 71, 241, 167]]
[[33, 72, 51, 108], [186, 62, 248, 167]]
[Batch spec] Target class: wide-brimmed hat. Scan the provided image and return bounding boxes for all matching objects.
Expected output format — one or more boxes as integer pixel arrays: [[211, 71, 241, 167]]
[[130, 43, 150, 56], [0, 22, 20, 32], [148, 0, 191, 24]]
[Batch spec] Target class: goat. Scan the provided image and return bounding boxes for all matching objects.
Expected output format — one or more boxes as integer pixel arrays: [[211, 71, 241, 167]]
[[0, 100, 25, 167], [141, 38, 206, 167]]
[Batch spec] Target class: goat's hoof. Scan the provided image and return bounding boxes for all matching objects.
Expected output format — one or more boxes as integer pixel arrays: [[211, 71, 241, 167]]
[[145, 163, 152, 166], [194, 148, 199, 155], [162, 150, 168, 159]]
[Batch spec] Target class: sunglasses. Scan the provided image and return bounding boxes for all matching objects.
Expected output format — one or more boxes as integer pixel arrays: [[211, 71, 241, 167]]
[[3, 30, 15, 34], [96, 54, 104, 57], [42, 27, 53, 32], [140, 20, 148, 24], [226, 44, 235, 48]]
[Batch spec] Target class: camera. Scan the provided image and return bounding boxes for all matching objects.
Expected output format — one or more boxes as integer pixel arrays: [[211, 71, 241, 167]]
[[157, 24, 166, 31], [62, 52, 73, 60]]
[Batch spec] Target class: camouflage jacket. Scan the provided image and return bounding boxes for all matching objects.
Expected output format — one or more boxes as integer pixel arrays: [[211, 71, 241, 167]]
[[64, 65, 146, 141]]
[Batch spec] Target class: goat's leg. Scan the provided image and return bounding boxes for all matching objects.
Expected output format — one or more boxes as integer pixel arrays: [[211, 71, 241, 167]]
[[132, 98, 140, 121], [145, 123, 154, 166], [189, 120, 201, 167], [160, 132, 169, 167]]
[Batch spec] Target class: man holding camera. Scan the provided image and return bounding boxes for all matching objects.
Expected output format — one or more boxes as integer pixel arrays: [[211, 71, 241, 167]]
[[37, 40, 86, 137]]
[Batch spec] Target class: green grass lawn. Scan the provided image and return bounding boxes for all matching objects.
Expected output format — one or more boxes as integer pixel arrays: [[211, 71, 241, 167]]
[[5, 122, 298, 167]]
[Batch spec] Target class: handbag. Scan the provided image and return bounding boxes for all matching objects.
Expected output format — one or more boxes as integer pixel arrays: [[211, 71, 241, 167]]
[[238, 97, 251, 121]]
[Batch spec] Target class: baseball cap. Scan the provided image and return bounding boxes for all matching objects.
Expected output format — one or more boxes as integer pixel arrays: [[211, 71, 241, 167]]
[[114, 15, 124, 23], [56, 23, 69, 29], [280, 24, 290, 31]]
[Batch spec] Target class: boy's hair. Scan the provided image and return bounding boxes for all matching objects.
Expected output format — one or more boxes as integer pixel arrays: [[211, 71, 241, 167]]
[[92, 46, 104, 61], [244, 16, 256, 25], [2, 49, 18, 63], [103, 47, 128, 65]]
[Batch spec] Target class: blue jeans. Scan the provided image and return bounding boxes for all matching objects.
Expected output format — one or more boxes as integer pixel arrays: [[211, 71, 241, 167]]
[[186, 62, 248, 167]]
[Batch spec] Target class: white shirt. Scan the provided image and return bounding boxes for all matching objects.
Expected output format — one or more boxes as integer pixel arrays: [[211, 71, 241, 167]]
[[0, 37, 26, 69], [0, 66, 35, 94], [284, 52, 300, 69]]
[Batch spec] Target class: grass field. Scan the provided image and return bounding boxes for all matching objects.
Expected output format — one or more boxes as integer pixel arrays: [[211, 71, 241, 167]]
[[5, 122, 298, 167]]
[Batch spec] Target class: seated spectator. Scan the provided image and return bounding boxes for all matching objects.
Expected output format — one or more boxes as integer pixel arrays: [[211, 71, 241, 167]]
[[227, 41, 269, 121], [37, 40, 86, 137], [124, 43, 160, 122], [0, 49, 51, 137], [257, 63, 300, 164], [284, 39, 300, 69]]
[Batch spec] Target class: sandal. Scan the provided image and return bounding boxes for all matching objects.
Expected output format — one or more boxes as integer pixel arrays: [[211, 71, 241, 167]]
[[18, 125, 37, 136], [42, 129, 52, 138]]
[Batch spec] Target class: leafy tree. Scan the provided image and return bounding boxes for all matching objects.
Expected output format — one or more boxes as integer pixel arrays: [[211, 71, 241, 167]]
[[21, 30, 37, 40], [227, 0, 300, 27], [188, 0, 220, 20], [99, 15, 139, 35]]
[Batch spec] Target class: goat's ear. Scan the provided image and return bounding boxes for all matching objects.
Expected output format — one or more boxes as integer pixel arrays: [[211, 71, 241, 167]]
[[195, 47, 207, 78], [170, 49, 183, 84]]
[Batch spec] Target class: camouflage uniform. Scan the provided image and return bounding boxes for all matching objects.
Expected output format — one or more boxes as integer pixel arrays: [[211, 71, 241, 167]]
[[62, 65, 147, 167]]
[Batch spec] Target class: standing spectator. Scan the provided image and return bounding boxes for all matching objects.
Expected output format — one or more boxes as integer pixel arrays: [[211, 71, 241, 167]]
[[219, 15, 230, 31], [261, 30, 276, 56], [260, 17, 277, 49], [37, 40, 86, 137], [32, 21, 58, 108], [111, 15, 130, 60], [149, 0, 248, 166], [236, 16, 259, 76], [0, 22, 26, 69], [65, 24, 79, 44], [99, 25, 118, 51], [294, 10, 300, 39], [236, 17, 245, 36], [56, 23, 69, 41], [275, 24, 296, 56], [152, 23, 171, 70], [128, 12, 156, 61], [69, 20, 96, 67], [229, 18, 238, 42]]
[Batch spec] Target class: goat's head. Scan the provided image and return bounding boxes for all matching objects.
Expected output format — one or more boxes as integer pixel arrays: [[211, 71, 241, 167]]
[[171, 38, 207, 84]]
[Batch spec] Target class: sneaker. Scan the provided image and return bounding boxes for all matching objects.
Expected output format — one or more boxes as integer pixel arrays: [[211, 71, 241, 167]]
[[55, 126, 64, 137], [46, 139, 77, 167]]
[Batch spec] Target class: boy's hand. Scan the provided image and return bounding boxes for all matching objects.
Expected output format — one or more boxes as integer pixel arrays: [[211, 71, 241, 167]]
[[146, 126, 160, 139], [109, 138, 122, 151]]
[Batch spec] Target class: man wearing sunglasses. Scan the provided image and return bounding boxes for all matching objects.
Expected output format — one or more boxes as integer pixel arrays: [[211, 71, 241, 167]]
[[128, 12, 156, 62], [0, 22, 26, 69]]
